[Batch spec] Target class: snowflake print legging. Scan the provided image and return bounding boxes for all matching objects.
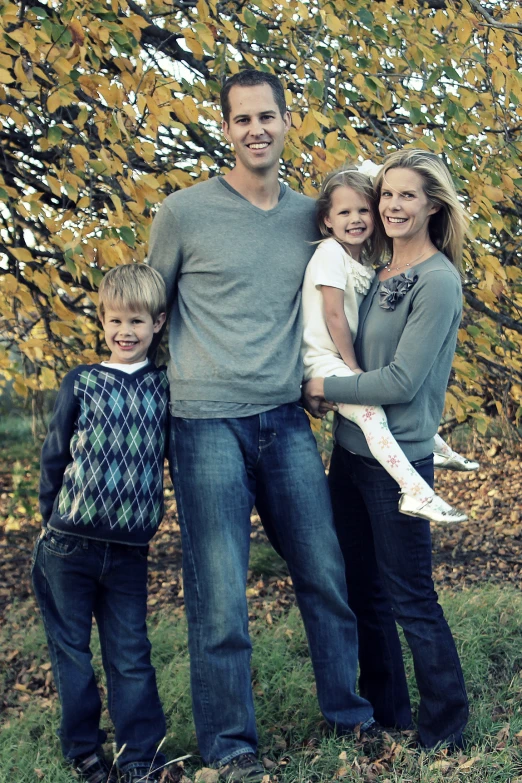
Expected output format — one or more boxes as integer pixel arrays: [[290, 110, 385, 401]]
[[325, 365, 434, 501]]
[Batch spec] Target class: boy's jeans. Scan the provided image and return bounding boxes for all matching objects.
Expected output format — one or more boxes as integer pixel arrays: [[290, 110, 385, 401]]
[[169, 402, 373, 767], [328, 445, 469, 748], [31, 530, 166, 773]]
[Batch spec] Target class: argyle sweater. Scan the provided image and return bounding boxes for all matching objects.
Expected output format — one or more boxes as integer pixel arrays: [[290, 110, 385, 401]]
[[39, 363, 169, 545]]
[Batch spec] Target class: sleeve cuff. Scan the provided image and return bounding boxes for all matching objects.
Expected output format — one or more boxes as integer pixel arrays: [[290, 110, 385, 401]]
[[324, 373, 360, 404]]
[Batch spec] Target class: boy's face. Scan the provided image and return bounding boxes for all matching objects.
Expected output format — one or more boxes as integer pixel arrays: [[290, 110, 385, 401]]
[[102, 306, 166, 365], [222, 84, 291, 176]]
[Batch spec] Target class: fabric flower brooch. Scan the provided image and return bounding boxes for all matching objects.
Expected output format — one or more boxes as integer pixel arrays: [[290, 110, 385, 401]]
[[379, 273, 418, 311]]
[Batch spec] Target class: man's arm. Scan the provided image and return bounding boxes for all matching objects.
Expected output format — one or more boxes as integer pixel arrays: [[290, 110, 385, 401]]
[[147, 198, 183, 307], [39, 372, 79, 524]]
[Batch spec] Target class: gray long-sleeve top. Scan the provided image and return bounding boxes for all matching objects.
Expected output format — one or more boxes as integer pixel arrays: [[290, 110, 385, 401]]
[[324, 253, 462, 461]]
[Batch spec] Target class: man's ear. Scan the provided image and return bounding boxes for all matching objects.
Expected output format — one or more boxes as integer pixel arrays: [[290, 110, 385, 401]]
[[222, 119, 230, 142], [283, 111, 291, 134]]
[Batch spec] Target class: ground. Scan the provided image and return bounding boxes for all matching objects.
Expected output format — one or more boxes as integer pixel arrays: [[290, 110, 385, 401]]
[[1, 427, 522, 781]]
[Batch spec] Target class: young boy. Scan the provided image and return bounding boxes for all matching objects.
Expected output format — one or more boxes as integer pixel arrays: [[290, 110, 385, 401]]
[[32, 264, 170, 783]]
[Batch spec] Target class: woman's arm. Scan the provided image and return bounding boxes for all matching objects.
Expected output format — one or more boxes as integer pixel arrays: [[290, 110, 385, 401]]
[[321, 286, 361, 372], [322, 271, 461, 406]]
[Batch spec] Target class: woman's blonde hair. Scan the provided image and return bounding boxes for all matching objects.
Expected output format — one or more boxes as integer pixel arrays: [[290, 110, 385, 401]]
[[315, 165, 386, 265], [374, 149, 469, 273], [98, 263, 166, 322]]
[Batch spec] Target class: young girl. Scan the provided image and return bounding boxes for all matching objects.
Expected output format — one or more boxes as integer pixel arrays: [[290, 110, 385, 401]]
[[302, 166, 476, 524]]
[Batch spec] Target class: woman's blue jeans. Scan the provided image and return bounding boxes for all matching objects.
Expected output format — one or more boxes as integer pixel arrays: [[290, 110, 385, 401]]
[[328, 445, 469, 748], [31, 530, 166, 773], [169, 403, 373, 766]]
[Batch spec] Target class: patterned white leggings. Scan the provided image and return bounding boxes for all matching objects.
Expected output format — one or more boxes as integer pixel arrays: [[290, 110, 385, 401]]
[[314, 362, 440, 501]]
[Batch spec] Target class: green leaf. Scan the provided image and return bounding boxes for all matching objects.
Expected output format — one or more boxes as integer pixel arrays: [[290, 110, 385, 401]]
[[30, 6, 48, 17], [244, 9, 257, 27], [119, 226, 135, 248], [254, 23, 269, 44], [48, 126, 62, 144], [443, 66, 461, 83], [309, 81, 324, 99], [357, 8, 373, 26]]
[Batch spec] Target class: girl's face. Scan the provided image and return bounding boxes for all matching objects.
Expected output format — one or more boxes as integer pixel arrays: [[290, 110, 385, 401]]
[[324, 186, 374, 256], [379, 168, 439, 243]]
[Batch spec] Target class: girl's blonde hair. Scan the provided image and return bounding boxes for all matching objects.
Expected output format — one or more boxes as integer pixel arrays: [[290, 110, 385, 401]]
[[98, 263, 166, 322], [374, 149, 469, 273], [315, 165, 386, 265]]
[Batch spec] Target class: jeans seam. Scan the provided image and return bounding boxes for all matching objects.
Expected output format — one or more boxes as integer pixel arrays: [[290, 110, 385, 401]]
[[170, 420, 214, 747]]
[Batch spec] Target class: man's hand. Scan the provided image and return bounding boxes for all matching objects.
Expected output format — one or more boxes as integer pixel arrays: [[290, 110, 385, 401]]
[[302, 378, 337, 418]]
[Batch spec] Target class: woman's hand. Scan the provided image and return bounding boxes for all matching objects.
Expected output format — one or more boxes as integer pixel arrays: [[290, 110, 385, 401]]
[[302, 378, 337, 418]]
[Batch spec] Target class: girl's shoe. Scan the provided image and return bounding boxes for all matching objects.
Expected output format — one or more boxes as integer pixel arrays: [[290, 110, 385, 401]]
[[399, 493, 468, 524], [433, 452, 479, 471]]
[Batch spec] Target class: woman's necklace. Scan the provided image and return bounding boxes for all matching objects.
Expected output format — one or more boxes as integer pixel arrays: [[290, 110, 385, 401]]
[[383, 246, 431, 275]]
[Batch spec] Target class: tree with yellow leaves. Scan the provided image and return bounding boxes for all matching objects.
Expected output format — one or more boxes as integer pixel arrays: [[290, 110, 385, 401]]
[[0, 0, 521, 432]]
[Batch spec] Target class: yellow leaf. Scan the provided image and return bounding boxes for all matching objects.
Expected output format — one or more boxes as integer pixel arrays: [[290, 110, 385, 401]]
[[47, 92, 62, 113], [183, 95, 199, 124], [457, 18, 473, 44], [52, 296, 76, 321], [326, 14, 344, 34], [68, 19, 85, 46], [483, 186, 504, 202], [10, 247, 33, 262], [300, 111, 321, 137], [0, 67, 15, 84], [2, 274, 18, 294], [312, 110, 330, 127]]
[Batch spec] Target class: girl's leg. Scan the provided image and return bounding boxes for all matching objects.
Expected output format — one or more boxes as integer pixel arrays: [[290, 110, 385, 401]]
[[433, 433, 479, 471], [337, 403, 468, 523], [337, 402, 433, 500], [433, 433, 454, 458]]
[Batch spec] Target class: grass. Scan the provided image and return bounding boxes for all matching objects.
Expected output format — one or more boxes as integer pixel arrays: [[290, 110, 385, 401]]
[[2, 586, 522, 782]]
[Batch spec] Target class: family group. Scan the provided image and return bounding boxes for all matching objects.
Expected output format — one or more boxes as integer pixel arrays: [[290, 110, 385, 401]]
[[32, 69, 478, 783]]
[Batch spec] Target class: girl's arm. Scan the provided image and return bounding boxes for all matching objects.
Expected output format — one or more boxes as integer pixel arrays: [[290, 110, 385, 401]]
[[321, 286, 361, 372]]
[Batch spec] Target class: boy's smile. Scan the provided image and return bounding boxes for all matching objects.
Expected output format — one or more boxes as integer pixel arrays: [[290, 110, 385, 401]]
[[102, 307, 165, 365]]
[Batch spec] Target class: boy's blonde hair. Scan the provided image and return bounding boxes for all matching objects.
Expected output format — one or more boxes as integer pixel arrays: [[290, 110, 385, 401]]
[[315, 164, 386, 265], [98, 264, 167, 322], [374, 149, 469, 273]]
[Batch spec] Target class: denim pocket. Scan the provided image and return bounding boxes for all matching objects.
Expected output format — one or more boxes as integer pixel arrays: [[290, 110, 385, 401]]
[[30, 531, 44, 574], [358, 455, 386, 471], [43, 530, 82, 558], [123, 544, 149, 562], [411, 454, 433, 469]]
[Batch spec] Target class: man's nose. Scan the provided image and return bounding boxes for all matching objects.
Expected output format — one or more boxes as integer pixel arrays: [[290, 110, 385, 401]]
[[250, 118, 264, 135]]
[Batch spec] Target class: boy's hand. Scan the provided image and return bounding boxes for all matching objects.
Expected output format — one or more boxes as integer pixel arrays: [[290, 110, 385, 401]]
[[302, 378, 336, 418]]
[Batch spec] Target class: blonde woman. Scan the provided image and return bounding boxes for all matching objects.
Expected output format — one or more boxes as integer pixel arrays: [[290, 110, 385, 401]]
[[304, 149, 469, 749]]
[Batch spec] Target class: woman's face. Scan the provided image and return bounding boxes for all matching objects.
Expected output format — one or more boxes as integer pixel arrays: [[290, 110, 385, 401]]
[[379, 168, 439, 243]]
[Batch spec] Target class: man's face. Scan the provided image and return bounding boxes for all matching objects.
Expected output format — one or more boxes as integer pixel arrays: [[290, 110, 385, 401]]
[[222, 84, 291, 175]]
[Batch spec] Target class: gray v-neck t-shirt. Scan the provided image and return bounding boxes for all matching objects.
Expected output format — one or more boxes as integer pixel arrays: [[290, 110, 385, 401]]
[[148, 176, 319, 418]]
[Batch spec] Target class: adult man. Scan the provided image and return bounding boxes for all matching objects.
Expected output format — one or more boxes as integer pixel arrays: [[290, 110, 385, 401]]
[[148, 70, 375, 782]]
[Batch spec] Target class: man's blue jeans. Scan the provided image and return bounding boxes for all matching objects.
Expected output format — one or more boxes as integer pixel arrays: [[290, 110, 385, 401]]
[[328, 445, 469, 748], [169, 403, 373, 766], [31, 530, 166, 773]]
